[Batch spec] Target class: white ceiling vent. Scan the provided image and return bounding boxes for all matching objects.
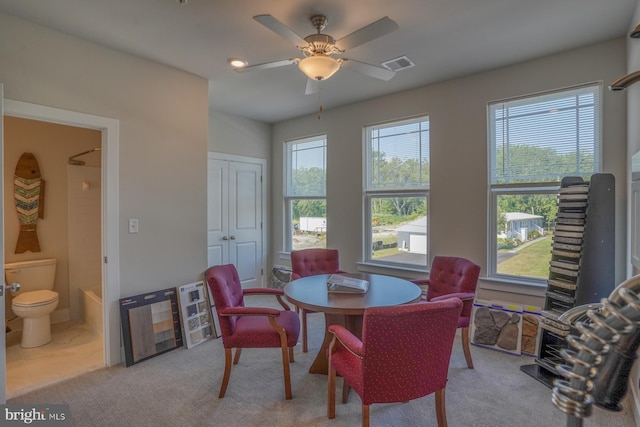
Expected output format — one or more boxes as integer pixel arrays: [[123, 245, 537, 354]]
[[381, 55, 415, 71]]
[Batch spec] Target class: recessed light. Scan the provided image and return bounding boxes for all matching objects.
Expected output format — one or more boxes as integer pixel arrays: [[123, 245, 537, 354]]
[[228, 58, 247, 69]]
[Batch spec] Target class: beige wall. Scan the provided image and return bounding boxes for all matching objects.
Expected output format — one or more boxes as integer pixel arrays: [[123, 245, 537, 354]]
[[272, 38, 628, 309], [0, 12, 209, 298], [3, 117, 100, 321], [208, 109, 271, 159]]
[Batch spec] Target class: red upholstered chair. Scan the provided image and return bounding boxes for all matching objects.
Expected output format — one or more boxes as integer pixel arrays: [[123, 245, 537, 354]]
[[412, 255, 481, 368], [290, 248, 346, 352], [205, 264, 300, 400], [327, 298, 463, 427]]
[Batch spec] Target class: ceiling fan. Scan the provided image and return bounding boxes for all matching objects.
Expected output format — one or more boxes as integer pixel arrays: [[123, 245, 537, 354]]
[[234, 14, 399, 95]]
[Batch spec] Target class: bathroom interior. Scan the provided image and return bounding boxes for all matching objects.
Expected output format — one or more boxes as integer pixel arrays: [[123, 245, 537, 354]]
[[3, 116, 104, 398]]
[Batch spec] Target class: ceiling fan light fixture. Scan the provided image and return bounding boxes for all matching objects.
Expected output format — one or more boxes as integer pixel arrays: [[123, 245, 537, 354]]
[[228, 58, 248, 69], [298, 55, 341, 80]]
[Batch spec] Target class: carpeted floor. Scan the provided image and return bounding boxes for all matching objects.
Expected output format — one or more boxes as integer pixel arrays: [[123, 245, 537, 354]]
[[8, 295, 637, 427]]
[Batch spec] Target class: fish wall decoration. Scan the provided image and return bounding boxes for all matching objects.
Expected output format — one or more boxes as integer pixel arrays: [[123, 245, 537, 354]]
[[14, 152, 46, 253]]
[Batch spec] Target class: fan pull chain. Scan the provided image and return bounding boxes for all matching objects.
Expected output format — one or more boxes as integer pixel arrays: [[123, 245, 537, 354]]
[[317, 85, 323, 119]]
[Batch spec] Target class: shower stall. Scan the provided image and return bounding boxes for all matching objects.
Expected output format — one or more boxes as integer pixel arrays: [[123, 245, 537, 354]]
[[67, 147, 102, 329]]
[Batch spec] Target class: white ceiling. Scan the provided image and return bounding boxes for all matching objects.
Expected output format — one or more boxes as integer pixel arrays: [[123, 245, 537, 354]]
[[0, 0, 636, 123]]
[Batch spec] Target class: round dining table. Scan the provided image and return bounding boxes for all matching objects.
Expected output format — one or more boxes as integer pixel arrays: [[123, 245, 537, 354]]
[[284, 273, 422, 374]]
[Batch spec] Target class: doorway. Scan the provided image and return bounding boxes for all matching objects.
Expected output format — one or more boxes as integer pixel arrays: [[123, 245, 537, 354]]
[[3, 100, 120, 398], [4, 117, 103, 397]]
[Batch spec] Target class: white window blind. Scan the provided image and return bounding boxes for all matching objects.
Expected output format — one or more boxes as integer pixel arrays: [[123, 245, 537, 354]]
[[366, 117, 430, 190], [489, 84, 600, 185], [286, 135, 327, 197]]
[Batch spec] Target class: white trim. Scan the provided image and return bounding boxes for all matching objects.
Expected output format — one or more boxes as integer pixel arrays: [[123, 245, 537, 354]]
[[4, 99, 120, 367]]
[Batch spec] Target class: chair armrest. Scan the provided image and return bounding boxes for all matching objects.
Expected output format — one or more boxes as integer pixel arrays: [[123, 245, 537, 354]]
[[243, 288, 283, 296], [430, 292, 474, 302], [217, 306, 281, 318], [242, 287, 292, 311], [328, 324, 364, 358], [291, 273, 302, 280], [430, 293, 475, 318]]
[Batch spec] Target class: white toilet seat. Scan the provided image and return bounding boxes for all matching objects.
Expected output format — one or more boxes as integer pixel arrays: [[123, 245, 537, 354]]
[[13, 290, 58, 307]]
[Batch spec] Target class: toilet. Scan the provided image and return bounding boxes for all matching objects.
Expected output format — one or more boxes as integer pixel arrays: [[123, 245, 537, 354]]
[[5, 258, 58, 348]]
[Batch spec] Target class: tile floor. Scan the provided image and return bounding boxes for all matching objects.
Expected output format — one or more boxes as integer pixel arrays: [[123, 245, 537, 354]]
[[6, 321, 104, 399]]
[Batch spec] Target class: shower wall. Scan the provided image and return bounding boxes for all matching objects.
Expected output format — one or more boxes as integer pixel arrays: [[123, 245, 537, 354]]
[[67, 165, 102, 321], [4, 116, 101, 325]]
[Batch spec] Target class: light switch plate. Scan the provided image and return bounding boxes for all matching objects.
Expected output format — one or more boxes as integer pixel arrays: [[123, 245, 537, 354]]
[[128, 218, 139, 234]]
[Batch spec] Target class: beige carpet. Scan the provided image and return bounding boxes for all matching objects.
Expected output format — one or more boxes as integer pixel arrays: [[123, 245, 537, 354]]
[[8, 295, 637, 427]]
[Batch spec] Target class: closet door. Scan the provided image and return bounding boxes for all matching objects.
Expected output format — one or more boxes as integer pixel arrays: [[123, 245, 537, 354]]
[[207, 158, 229, 267], [229, 161, 262, 288], [207, 154, 264, 288]]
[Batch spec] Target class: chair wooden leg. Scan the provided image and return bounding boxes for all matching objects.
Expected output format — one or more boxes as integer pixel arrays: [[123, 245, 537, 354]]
[[461, 326, 474, 369], [362, 404, 370, 427], [219, 347, 233, 398], [328, 365, 336, 419], [342, 381, 350, 404], [289, 347, 295, 363], [435, 388, 448, 427], [270, 317, 293, 400], [302, 309, 308, 353], [233, 348, 242, 364]]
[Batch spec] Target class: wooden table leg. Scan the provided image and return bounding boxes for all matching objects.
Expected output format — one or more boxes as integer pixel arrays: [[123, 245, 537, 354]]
[[308, 313, 362, 375]]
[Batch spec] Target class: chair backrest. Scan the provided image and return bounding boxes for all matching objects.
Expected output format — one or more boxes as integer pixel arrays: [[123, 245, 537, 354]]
[[205, 264, 245, 339], [360, 299, 463, 404], [290, 248, 341, 279], [426, 256, 481, 302]]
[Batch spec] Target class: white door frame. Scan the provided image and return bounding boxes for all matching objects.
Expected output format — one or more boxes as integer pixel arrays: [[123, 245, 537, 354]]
[[1, 85, 6, 403], [4, 99, 121, 367], [208, 152, 268, 286]]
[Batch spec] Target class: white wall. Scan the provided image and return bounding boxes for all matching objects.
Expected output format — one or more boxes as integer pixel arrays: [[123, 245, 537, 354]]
[[271, 38, 628, 309], [0, 13, 209, 296]]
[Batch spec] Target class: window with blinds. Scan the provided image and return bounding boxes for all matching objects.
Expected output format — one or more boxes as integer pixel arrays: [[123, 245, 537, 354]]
[[366, 118, 430, 190], [364, 116, 429, 269], [285, 135, 327, 251], [489, 84, 600, 185], [487, 83, 602, 284]]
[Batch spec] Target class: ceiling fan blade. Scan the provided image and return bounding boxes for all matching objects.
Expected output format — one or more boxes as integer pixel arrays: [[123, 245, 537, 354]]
[[234, 58, 298, 73], [253, 14, 307, 47], [336, 17, 399, 51], [305, 79, 319, 95], [341, 58, 396, 81]]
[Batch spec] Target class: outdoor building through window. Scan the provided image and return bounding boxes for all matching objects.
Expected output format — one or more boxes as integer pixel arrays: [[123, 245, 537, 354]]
[[488, 83, 601, 283], [364, 116, 429, 269], [285, 135, 327, 251]]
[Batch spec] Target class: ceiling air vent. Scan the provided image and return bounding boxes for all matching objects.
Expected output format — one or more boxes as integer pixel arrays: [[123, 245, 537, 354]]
[[381, 55, 415, 71]]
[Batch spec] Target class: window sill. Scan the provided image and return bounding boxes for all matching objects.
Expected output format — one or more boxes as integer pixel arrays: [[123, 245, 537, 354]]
[[356, 261, 427, 281], [478, 276, 547, 298]]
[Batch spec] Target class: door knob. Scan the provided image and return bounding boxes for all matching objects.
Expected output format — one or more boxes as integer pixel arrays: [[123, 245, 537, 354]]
[[222, 236, 228, 240], [230, 235, 236, 240], [0, 282, 20, 296]]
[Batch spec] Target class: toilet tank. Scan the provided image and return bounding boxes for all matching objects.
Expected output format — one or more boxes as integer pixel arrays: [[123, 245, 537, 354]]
[[5, 258, 57, 294]]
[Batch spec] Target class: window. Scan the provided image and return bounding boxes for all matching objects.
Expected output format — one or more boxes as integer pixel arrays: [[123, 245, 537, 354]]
[[364, 116, 429, 269], [285, 135, 327, 251], [488, 83, 601, 283]]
